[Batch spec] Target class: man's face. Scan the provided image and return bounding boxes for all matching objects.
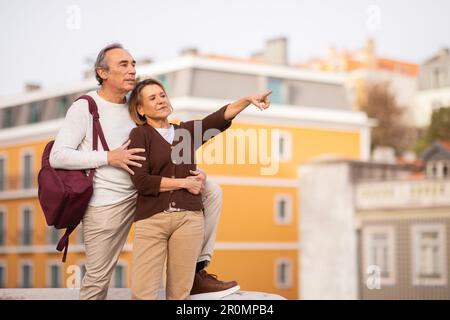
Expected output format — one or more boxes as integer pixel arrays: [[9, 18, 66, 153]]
[[100, 48, 136, 93]]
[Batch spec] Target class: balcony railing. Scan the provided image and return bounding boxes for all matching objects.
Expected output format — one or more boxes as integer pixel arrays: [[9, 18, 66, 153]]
[[0, 175, 38, 200], [355, 179, 450, 210], [0, 174, 38, 191]]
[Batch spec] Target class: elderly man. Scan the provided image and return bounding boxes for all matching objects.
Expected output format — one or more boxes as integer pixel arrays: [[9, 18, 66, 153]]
[[50, 43, 239, 300]]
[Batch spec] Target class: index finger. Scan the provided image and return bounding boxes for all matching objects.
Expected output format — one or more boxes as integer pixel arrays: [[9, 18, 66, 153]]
[[261, 90, 272, 99]]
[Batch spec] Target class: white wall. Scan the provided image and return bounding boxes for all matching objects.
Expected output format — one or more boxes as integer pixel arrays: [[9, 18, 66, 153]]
[[299, 161, 358, 299]]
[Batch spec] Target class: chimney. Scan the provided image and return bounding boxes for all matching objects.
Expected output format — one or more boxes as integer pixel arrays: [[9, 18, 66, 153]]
[[264, 37, 288, 65], [25, 82, 41, 92], [364, 38, 377, 69]]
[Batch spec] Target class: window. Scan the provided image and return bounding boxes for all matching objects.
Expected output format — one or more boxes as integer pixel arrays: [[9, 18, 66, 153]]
[[434, 68, 441, 88], [49, 263, 61, 288], [158, 74, 170, 93], [288, 84, 301, 104], [22, 152, 33, 189], [273, 131, 292, 162], [80, 264, 86, 280], [363, 226, 396, 285], [274, 194, 292, 224], [411, 224, 447, 286], [427, 161, 450, 179], [0, 262, 5, 288], [78, 223, 85, 244], [0, 209, 5, 246], [20, 263, 33, 288], [371, 233, 389, 277], [267, 78, 284, 104], [275, 259, 292, 289], [28, 102, 41, 123], [0, 156, 5, 191], [112, 263, 126, 288], [279, 135, 285, 155], [2, 108, 14, 128], [426, 162, 437, 178], [48, 227, 61, 245], [21, 207, 33, 245], [58, 96, 69, 117], [432, 164, 437, 177], [434, 67, 446, 88]]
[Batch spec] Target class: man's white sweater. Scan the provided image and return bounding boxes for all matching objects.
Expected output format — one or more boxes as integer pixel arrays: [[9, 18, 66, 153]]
[[50, 90, 137, 207]]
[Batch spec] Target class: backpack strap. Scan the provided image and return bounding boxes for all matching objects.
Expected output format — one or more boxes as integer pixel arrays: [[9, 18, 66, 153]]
[[76, 95, 110, 152], [76, 95, 110, 179], [55, 95, 112, 263], [56, 227, 75, 263]]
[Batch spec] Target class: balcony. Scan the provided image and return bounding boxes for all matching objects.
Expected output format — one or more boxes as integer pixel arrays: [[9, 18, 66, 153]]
[[355, 179, 450, 210], [0, 174, 38, 200]]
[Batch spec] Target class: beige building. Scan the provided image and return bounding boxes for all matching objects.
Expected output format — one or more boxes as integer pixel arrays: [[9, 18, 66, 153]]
[[415, 48, 450, 128]]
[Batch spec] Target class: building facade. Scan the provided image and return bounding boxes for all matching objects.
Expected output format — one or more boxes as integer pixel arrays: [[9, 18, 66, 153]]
[[0, 50, 371, 299], [300, 159, 450, 299], [300, 38, 419, 126], [415, 48, 450, 128]]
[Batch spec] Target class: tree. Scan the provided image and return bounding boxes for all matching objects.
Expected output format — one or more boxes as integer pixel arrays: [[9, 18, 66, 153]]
[[361, 82, 418, 155], [414, 107, 450, 154]]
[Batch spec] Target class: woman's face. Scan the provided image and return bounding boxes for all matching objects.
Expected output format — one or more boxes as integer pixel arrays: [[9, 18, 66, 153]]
[[138, 84, 172, 121]]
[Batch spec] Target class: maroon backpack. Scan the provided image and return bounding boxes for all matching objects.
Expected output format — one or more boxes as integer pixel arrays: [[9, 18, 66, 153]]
[[38, 95, 109, 262]]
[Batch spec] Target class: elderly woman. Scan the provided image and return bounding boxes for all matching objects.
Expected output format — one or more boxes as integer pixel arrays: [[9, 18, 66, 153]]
[[127, 78, 271, 300]]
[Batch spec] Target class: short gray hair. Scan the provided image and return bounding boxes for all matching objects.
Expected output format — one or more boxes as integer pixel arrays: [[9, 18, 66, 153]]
[[94, 43, 124, 85]]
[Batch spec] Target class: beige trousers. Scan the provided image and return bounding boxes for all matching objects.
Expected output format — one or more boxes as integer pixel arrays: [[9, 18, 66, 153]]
[[78, 179, 222, 300], [131, 210, 204, 300], [79, 193, 137, 300], [199, 180, 222, 264]]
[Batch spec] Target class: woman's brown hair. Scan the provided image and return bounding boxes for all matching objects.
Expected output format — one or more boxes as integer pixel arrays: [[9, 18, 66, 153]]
[[128, 77, 168, 126]]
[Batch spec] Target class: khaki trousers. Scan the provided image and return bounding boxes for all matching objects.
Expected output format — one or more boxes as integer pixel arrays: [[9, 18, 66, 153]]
[[131, 210, 204, 300], [78, 179, 221, 300], [200, 180, 222, 264], [79, 193, 137, 300]]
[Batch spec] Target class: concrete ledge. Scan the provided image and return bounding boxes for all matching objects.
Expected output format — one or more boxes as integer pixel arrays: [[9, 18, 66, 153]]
[[0, 288, 286, 300]]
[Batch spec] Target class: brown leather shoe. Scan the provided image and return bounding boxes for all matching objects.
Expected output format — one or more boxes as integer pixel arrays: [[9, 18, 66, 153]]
[[189, 270, 240, 300]]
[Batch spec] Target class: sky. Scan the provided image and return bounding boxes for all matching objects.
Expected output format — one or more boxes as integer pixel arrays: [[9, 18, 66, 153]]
[[1, 0, 449, 97]]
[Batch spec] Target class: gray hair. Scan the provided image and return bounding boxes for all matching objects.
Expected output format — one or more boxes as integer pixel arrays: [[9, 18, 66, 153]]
[[94, 43, 124, 85]]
